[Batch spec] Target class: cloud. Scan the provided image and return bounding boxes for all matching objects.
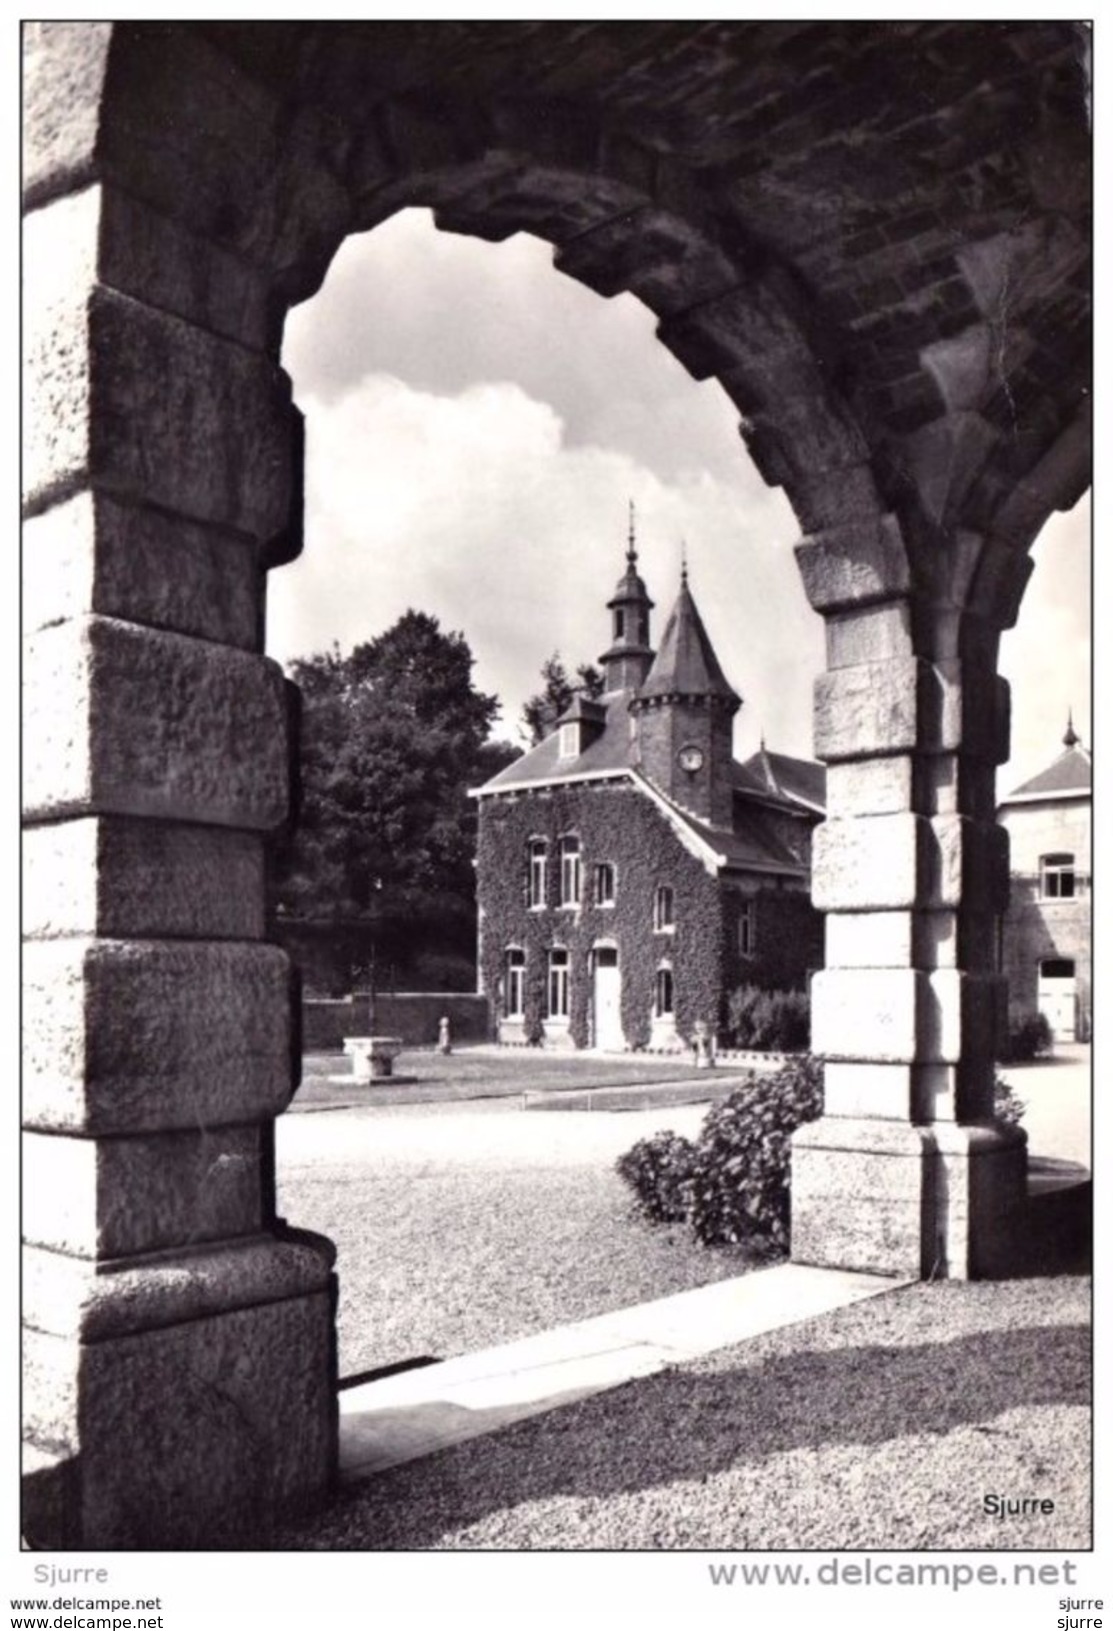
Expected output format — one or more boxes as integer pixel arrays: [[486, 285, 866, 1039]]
[[266, 371, 821, 755], [274, 207, 1090, 787]]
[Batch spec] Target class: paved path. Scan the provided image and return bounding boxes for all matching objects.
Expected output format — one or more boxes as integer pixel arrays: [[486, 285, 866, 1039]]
[[339, 1263, 911, 1481]]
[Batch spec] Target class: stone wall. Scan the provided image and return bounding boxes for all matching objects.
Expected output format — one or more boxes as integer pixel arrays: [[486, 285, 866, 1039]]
[[303, 992, 491, 1051]]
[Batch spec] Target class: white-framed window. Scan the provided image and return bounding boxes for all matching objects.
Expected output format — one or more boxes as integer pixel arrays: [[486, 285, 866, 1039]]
[[505, 949, 526, 1018], [527, 839, 548, 908], [547, 947, 570, 1020], [559, 835, 581, 907], [738, 899, 755, 956], [1040, 853, 1076, 899], [559, 723, 579, 759], [594, 862, 616, 907], [654, 884, 674, 932], [654, 964, 674, 1016]]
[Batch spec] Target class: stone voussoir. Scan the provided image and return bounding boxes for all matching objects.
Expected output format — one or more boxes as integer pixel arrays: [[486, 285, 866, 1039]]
[[794, 513, 910, 614]]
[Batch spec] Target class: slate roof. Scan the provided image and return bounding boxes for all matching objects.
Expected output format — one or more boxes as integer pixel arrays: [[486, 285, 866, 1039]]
[[477, 690, 635, 792], [1001, 742, 1092, 802], [474, 688, 823, 878], [736, 746, 827, 813], [636, 574, 740, 707]]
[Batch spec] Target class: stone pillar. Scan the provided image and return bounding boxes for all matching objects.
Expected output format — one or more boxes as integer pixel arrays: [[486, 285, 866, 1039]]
[[790, 519, 1026, 1279], [22, 167, 337, 1544]]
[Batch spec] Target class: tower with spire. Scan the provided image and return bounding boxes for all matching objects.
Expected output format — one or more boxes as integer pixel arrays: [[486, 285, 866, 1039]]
[[630, 555, 741, 827], [472, 505, 826, 1053], [597, 501, 656, 694]]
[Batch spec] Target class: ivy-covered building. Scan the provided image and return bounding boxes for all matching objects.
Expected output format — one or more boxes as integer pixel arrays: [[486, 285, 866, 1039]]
[[473, 529, 825, 1050]]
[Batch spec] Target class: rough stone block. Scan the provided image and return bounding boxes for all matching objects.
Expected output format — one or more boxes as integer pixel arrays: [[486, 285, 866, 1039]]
[[822, 1061, 912, 1119], [23, 490, 261, 650], [812, 813, 928, 910], [24, 279, 296, 541], [814, 657, 921, 760], [22, 1286, 336, 1548], [929, 1122, 1029, 1280], [98, 184, 273, 350], [22, 617, 288, 830], [811, 967, 921, 1062], [825, 911, 914, 968], [824, 756, 914, 816], [793, 513, 910, 613], [23, 1125, 263, 1258], [23, 938, 293, 1135], [23, 817, 266, 941], [22, 23, 111, 209], [929, 815, 1010, 914], [790, 1117, 934, 1276], [825, 601, 913, 669]]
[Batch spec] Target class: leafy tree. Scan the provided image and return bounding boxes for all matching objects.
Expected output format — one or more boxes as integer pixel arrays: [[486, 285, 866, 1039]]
[[270, 611, 518, 985], [521, 651, 606, 745]]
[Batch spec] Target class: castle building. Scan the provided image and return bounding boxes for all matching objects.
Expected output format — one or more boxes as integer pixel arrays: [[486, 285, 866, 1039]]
[[997, 719, 1092, 1042], [472, 521, 825, 1050]]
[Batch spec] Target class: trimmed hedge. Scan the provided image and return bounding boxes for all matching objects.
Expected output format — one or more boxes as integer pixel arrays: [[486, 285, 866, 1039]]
[[725, 984, 810, 1051]]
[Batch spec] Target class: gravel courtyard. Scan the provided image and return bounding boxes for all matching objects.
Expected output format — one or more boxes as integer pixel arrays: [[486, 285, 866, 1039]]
[[273, 1048, 1091, 1551], [277, 1090, 761, 1376]]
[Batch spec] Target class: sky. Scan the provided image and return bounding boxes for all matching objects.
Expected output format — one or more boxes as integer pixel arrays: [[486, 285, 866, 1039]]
[[270, 208, 1091, 796]]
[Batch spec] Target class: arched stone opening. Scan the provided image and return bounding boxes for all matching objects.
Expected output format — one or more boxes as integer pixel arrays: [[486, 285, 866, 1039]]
[[23, 21, 1090, 1547]]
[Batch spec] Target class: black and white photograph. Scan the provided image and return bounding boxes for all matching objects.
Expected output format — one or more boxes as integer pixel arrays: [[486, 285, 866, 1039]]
[[19, 15, 1096, 1625]]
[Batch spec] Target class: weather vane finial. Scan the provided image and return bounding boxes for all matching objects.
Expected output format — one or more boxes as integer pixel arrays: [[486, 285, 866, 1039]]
[[627, 498, 637, 564], [1064, 708, 1080, 748], [680, 539, 689, 586]]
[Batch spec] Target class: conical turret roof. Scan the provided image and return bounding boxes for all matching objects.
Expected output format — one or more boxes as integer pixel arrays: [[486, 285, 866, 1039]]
[[636, 568, 740, 710]]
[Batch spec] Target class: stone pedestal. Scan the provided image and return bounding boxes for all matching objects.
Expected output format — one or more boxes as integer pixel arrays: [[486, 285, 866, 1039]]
[[341, 1035, 404, 1081], [22, 1234, 337, 1549], [791, 1117, 1027, 1279]]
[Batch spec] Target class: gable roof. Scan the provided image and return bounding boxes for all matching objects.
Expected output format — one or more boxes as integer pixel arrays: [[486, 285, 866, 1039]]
[[736, 746, 827, 814], [1001, 742, 1092, 804]]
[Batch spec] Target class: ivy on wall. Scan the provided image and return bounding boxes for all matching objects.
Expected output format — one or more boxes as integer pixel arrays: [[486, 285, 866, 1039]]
[[722, 885, 823, 996], [477, 782, 725, 1049]]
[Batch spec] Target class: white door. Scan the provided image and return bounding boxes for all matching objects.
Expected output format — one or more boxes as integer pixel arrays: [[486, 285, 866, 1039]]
[[1038, 960, 1077, 1041], [593, 949, 623, 1051]]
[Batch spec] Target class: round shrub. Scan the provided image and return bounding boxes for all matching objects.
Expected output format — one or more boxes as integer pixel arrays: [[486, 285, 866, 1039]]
[[614, 1129, 698, 1222], [999, 1011, 1053, 1063], [994, 1074, 1027, 1129], [686, 1055, 823, 1249]]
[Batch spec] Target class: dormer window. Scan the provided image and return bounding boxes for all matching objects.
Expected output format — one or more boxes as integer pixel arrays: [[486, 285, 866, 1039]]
[[559, 723, 579, 759]]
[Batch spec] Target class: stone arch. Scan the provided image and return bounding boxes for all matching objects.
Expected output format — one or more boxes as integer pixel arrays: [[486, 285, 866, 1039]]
[[23, 21, 1090, 1547]]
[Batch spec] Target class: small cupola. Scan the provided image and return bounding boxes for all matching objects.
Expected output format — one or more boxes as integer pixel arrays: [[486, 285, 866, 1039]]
[[598, 501, 655, 693]]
